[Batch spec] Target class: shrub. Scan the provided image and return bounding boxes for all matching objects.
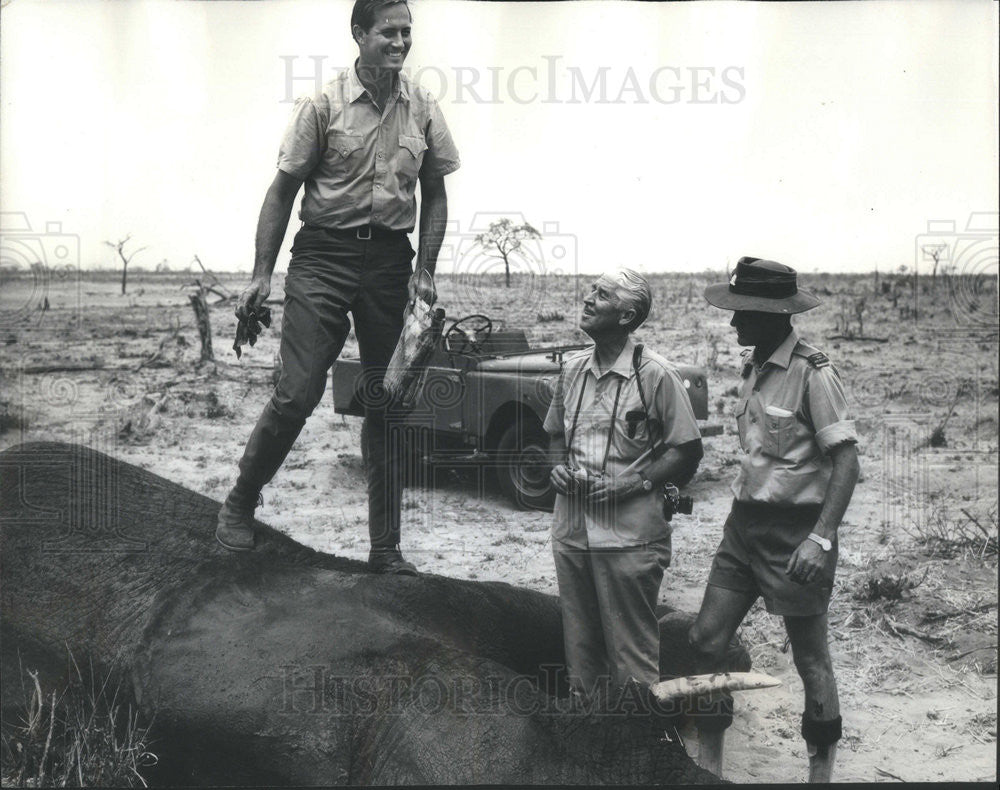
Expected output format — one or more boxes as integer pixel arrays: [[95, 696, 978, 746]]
[[902, 504, 999, 559]]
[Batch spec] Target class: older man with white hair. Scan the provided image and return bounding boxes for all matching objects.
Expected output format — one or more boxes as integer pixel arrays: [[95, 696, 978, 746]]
[[544, 269, 703, 703]]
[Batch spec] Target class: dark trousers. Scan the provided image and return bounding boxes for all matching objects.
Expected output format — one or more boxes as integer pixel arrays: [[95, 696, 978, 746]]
[[234, 225, 414, 550]]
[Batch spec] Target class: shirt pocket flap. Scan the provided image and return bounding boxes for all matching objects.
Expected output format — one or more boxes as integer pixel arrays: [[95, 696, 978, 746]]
[[764, 405, 794, 431], [329, 133, 364, 158], [399, 135, 428, 159]]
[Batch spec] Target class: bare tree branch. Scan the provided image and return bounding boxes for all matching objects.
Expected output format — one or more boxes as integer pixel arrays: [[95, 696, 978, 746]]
[[104, 235, 148, 294], [473, 218, 542, 287]]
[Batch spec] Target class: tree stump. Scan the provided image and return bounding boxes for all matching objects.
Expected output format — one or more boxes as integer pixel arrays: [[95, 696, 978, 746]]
[[188, 289, 213, 362]]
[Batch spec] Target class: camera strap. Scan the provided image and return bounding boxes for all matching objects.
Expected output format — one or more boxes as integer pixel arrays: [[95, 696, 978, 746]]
[[564, 361, 626, 475], [632, 344, 663, 461], [564, 368, 588, 455], [601, 379, 625, 474]]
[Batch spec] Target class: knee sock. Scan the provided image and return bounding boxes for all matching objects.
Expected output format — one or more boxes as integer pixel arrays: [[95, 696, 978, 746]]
[[694, 695, 734, 732], [801, 713, 842, 755]]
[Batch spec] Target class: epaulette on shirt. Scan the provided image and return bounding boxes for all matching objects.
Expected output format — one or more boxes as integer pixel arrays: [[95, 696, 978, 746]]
[[807, 352, 830, 368], [792, 342, 831, 369]]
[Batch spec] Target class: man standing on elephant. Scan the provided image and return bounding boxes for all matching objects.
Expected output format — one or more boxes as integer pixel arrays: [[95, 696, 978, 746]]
[[215, 0, 460, 576], [690, 257, 859, 782], [544, 269, 703, 704]]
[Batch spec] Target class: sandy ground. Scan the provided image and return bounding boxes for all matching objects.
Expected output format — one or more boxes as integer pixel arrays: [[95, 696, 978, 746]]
[[1, 268, 997, 784]]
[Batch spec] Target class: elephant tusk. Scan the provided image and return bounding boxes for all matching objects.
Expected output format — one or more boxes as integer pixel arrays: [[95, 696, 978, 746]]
[[650, 671, 781, 702]]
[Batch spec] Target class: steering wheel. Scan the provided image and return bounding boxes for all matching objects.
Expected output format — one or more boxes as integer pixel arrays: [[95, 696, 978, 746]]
[[444, 314, 493, 354]]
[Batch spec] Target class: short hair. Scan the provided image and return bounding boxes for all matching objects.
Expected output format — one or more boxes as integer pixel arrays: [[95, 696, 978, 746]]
[[611, 268, 652, 331], [351, 0, 411, 35]]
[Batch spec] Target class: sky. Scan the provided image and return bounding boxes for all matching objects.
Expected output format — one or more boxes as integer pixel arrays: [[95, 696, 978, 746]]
[[1, 0, 997, 276]]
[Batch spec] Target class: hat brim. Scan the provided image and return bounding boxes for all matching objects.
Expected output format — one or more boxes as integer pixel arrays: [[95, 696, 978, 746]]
[[703, 283, 821, 314]]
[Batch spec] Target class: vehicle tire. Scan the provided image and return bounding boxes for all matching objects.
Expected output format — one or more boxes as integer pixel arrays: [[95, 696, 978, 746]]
[[495, 420, 556, 511]]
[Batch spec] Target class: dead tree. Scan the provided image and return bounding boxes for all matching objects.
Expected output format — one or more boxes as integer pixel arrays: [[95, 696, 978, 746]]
[[104, 235, 149, 295], [192, 255, 235, 303], [188, 281, 214, 363], [474, 218, 542, 287], [922, 243, 947, 296]]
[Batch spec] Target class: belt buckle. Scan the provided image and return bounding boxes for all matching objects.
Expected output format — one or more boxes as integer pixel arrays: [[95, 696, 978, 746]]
[[356, 226, 372, 241]]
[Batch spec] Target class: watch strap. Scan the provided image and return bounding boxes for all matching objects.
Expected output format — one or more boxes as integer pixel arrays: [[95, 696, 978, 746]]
[[807, 532, 832, 551]]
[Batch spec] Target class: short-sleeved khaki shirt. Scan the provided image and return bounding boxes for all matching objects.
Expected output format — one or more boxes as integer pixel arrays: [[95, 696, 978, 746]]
[[544, 337, 702, 548], [732, 329, 858, 504], [277, 65, 460, 231]]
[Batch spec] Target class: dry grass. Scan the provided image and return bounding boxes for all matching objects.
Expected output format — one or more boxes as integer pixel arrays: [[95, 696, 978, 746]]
[[901, 502, 998, 559], [0, 654, 156, 787]]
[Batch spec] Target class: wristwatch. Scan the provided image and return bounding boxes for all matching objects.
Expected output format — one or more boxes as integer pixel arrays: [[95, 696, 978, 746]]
[[638, 473, 654, 493], [807, 532, 832, 552]]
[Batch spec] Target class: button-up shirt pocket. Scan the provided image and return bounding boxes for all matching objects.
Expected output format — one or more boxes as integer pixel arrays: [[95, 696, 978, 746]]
[[735, 396, 750, 450], [613, 415, 648, 461], [761, 405, 796, 459], [397, 134, 428, 181], [327, 132, 364, 162]]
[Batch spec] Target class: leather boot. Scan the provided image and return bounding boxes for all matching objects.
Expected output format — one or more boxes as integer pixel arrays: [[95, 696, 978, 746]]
[[215, 491, 260, 552]]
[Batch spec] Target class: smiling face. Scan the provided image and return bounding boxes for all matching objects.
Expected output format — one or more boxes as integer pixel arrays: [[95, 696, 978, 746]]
[[580, 276, 635, 339], [354, 2, 412, 72]]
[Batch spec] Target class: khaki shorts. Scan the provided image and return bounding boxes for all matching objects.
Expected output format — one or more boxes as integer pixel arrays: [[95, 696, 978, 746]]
[[707, 500, 836, 617]]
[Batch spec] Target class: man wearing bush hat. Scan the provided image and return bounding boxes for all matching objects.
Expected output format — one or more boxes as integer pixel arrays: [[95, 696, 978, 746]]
[[689, 257, 859, 782]]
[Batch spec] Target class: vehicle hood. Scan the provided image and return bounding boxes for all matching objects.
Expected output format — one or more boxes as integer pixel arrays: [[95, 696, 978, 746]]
[[475, 347, 587, 373]]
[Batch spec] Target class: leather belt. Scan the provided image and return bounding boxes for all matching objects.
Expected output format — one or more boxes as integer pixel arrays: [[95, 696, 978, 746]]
[[306, 224, 408, 241]]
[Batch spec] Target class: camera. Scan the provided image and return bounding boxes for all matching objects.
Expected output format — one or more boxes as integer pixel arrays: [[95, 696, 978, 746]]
[[566, 468, 595, 499], [662, 483, 693, 522]]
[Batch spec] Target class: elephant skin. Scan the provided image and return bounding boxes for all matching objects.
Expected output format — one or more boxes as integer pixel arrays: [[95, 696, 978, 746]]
[[1, 442, 748, 784]]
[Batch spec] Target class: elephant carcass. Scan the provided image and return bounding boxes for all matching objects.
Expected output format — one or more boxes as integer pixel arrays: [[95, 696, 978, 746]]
[[1, 442, 747, 785]]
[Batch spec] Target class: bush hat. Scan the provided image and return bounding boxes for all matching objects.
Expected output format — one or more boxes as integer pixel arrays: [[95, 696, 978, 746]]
[[704, 257, 821, 314]]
